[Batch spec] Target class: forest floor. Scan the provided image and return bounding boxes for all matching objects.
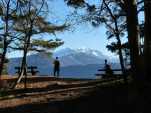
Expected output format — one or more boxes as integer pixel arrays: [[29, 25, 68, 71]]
[[0, 76, 149, 113]]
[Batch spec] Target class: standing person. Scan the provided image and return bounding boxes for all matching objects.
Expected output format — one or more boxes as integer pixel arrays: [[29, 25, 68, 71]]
[[53, 57, 60, 77]]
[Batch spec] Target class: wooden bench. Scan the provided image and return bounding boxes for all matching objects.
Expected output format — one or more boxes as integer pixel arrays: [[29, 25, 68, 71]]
[[15, 66, 39, 76], [95, 69, 122, 78], [27, 66, 39, 75]]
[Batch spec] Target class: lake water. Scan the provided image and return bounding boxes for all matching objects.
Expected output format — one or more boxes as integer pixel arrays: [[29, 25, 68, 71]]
[[39, 70, 122, 80]]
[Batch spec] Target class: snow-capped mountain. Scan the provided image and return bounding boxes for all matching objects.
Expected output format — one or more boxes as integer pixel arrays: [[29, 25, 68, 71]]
[[76, 48, 104, 57], [53, 48, 108, 66], [53, 48, 76, 57], [7, 48, 120, 78], [54, 48, 105, 58]]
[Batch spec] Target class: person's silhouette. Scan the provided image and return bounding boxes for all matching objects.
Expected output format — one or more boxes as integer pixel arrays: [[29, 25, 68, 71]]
[[105, 59, 107, 66], [53, 57, 60, 77], [104, 59, 113, 77]]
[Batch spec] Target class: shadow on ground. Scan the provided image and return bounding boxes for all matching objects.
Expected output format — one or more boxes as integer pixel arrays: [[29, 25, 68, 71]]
[[0, 82, 149, 113]]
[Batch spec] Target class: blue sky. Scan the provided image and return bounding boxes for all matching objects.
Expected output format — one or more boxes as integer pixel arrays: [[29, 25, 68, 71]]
[[47, 0, 144, 57], [7, 0, 116, 58], [46, 0, 114, 56], [53, 25, 109, 54]]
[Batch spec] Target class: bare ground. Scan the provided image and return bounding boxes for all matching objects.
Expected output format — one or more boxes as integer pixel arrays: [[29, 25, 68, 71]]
[[0, 76, 149, 113]]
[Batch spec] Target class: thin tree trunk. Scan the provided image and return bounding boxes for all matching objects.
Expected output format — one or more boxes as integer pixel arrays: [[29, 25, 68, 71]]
[[117, 39, 127, 82], [0, 43, 7, 76], [17, 48, 28, 84], [0, 0, 11, 77], [11, 33, 31, 88], [115, 21, 127, 82], [12, 12, 34, 88], [24, 62, 27, 89], [115, 20, 126, 76], [116, 30, 127, 83], [11, 46, 28, 88], [103, 0, 126, 82]]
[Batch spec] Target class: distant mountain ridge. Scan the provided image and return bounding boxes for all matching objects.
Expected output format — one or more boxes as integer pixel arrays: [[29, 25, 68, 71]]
[[54, 48, 106, 57], [53, 48, 108, 66]]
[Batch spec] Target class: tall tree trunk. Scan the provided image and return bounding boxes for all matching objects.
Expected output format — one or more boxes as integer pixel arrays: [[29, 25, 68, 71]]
[[11, 34, 30, 88], [124, 0, 141, 81], [0, 43, 7, 76], [12, 17, 33, 88], [11, 44, 28, 88], [114, 19, 125, 76], [0, 0, 11, 77], [115, 21, 127, 83], [117, 38, 127, 82], [144, 0, 151, 81], [17, 48, 27, 84]]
